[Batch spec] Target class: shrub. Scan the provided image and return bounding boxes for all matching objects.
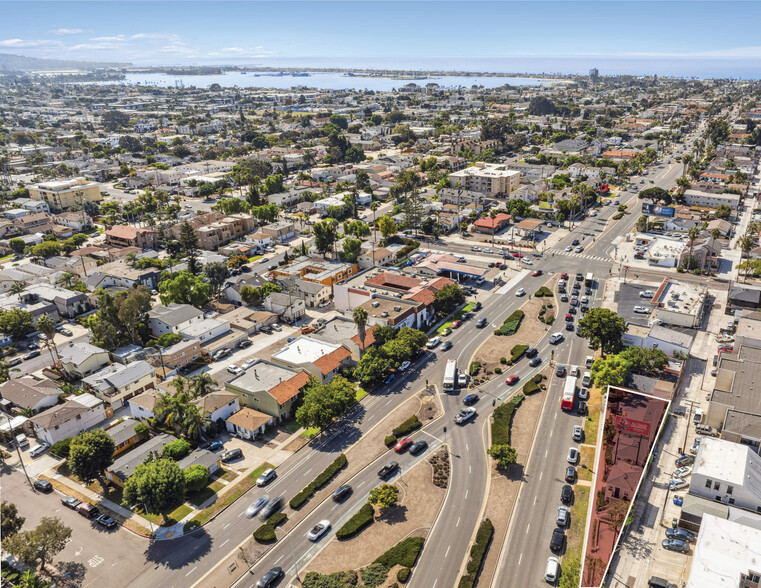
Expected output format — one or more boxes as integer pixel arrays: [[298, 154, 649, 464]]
[[361, 562, 389, 588], [534, 286, 552, 297], [458, 518, 494, 588], [374, 536, 425, 569], [302, 571, 359, 588], [184, 464, 209, 492], [290, 454, 347, 509], [492, 394, 523, 445], [469, 361, 481, 376], [134, 422, 150, 440], [267, 512, 287, 527], [397, 568, 411, 584], [253, 524, 276, 543], [336, 503, 374, 539], [50, 437, 72, 458], [522, 373, 544, 395], [496, 310, 524, 336], [508, 344, 529, 364], [612, 212, 625, 220], [494, 367, 502, 374], [392, 415, 422, 439], [385, 435, 397, 448], [162, 438, 192, 461], [499, 357, 507, 364]]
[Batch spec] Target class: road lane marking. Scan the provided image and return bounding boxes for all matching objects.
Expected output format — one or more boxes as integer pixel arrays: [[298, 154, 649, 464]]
[[533, 496, 537, 506], [220, 539, 229, 548], [549, 429, 553, 438], [238, 511, 245, 518], [303, 468, 312, 477], [456, 517, 461, 527], [275, 555, 284, 565], [433, 580, 438, 588], [224, 523, 231, 529], [357, 481, 366, 488], [526, 523, 530, 534], [545, 449, 548, 458], [445, 545, 451, 558], [469, 465, 472, 474], [465, 489, 468, 499], [519, 553, 522, 565], [466, 443, 469, 452], [185, 567, 197, 577], [540, 471, 543, 481]]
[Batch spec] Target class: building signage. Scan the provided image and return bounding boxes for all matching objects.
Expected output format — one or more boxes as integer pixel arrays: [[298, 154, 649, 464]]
[[615, 416, 651, 436], [642, 203, 675, 218]]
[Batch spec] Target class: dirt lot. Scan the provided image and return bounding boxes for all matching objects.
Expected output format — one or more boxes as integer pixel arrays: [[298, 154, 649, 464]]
[[472, 276, 558, 376], [478, 374, 548, 585], [304, 457, 444, 576]]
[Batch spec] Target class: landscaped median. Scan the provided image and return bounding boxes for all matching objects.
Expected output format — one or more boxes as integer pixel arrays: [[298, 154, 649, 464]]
[[384, 415, 422, 448], [494, 309, 524, 336], [521, 373, 546, 395], [458, 518, 494, 588], [183, 462, 274, 532], [253, 512, 287, 544], [335, 503, 375, 539], [289, 453, 347, 510], [487, 395, 523, 470]]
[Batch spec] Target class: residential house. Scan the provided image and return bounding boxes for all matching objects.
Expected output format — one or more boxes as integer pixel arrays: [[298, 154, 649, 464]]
[[82, 360, 156, 409], [448, 163, 521, 196], [104, 417, 143, 456], [226, 407, 275, 439], [472, 213, 511, 234], [177, 317, 231, 346], [275, 276, 331, 308], [105, 225, 158, 250], [178, 449, 221, 476], [148, 303, 204, 337], [13, 212, 55, 235], [263, 292, 306, 322], [222, 273, 267, 307], [11, 198, 50, 214], [192, 391, 240, 423], [156, 339, 201, 370], [0, 377, 61, 414], [57, 341, 111, 379], [105, 433, 176, 486], [270, 337, 351, 383], [260, 221, 296, 244], [225, 359, 311, 421], [54, 211, 92, 232], [127, 389, 163, 420], [270, 256, 358, 287], [84, 260, 162, 291], [23, 284, 88, 318], [679, 236, 722, 271], [358, 246, 395, 270], [30, 393, 109, 445]]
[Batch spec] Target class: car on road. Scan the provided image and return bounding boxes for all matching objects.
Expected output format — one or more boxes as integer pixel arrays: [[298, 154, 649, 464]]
[[242, 359, 257, 370], [58, 327, 73, 336], [458, 373, 468, 387], [451, 320, 462, 329], [483, 248, 494, 254], [378, 462, 400, 479], [409, 441, 428, 455], [426, 337, 441, 349], [221, 448, 243, 463], [569, 366, 579, 377], [521, 258, 533, 265], [441, 341, 453, 351], [669, 478, 689, 490], [398, 360, 411, 372], [556, 365, 566, 377], [307, 520, 331, 542], [33, 479, 53, 493], [505, 375, 519, 386], [95, 514, 117, 529], [259, 496, 283, 521], [332, 485, 352, 502], [29, 442, 49, 457], [633, 306, 650, 314], [673, 466, 693, 478], [473, 301, 482, 311], [557, 505, 569, 527], [255, 567, 284, 588], [455, 407, 477, 424], [575, 246, 583, 253], [565, 322, 574, 332], [246, 495, 270, 518], [516, 288, 526, 297], [61, 495, 81, 509], [550, 528, 565, 552], [529, 356, 542, 367], [640, 290, 655, 298], [464, 393, 480, 405], [561, 484, 573, 504], [662, 538, 690, 553], [259, 257, 269, 264], [23, 350, 40, 360], [565, 245, 573, 252], [394, 438, 413, 453], [384, 374, 396, 385], [471, 246, 481, 252], [665, 528, 696, 543], [532, 270, 543, 276], [525, 347, 538, 358], [573, 425, 583, 442], [257, 468, 277, 486], [565, 466, 576, 483], [675, 455, 695, 467], [549, 333, 564, 344], [567, 447, 579, 464], [476, 318, 488, 328]]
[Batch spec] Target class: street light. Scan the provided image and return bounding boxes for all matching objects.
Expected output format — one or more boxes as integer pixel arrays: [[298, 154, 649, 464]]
[[131, 503, 155, 536], [3, 411, 34, 490]]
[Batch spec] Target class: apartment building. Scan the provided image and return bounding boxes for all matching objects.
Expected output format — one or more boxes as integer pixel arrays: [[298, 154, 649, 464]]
[[225, 359, 310, 421], [684, 189, 741, 210], [690, 438, 761, 513], [27, 177, 103, 212], [105, 225, 159, 250], [30, 393, 109, 445], [197, 215, 256, 250], [271, 256, 358, 287], [448, 163, 521, 196], [82, 360, 156, 409]]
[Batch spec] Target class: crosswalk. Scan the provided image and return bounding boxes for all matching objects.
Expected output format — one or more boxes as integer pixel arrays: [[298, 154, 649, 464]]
[[554, 250, 611, 263]]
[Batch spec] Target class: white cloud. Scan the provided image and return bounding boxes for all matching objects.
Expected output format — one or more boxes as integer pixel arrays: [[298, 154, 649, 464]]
[[49, 28, 83, 35], [0, 38, 62, 48], [90, 35, 126, 42]]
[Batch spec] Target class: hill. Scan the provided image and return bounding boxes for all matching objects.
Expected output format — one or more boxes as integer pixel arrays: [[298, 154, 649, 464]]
[[0, 53, 131, 72]]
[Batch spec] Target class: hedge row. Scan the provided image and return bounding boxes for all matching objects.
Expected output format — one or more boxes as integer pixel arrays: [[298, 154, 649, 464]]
[[494, 310, 524, 336], [612, 212, 625, 220], [336, 503, 375, 539], [289, 453, 348, 509], [457, 518, 494, 588], [523, 373, 545, 395], [534, 286, 553, 297], [392, 415, 422, 439], [385, 435, 397, 448], [374, 536, 425, 569], [253, 512, 287, 543], [492, 394, 524, 446], [469, 361, 481, 376], [504, 344, 528, 365]]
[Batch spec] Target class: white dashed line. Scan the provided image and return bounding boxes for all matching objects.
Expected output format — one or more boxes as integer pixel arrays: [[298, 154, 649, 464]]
[[185, 567, 197, 577]]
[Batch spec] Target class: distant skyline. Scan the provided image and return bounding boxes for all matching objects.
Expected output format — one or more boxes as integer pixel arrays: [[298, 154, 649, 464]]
[[4, 1, 761, 77]]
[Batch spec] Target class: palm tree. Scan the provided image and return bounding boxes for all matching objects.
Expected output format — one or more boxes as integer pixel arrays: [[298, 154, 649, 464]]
[[58, 272, 76, 288], [710, 228, 722, 241], [686, 226, 701, 270], [353, 307, 368, 359], [681, 154, 693, 176], [675, 176, 690, 196], [191, 372, 216, 398], [739, 234, 755, 281], [19, 570, 52, 588], [182, 405, 205, 440], [9, 281, 26, 298], [154, 393, 189, 434], [36, 315, 59, 365]]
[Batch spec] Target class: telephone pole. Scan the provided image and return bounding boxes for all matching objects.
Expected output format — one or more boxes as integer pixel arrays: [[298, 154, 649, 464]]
[[681, 399, 698, 454]]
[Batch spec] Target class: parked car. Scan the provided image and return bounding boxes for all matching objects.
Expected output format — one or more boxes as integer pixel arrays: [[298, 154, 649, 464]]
[[578, 387, 589, 400], [662, 538, 690, 553], [384, 374, 396, 385], [675, 455, 695, 467], [95, 514, 117, 529], [259, 496, 283, 521], [61, 495, 81, 510], [455, 407, 477, 424], [565, 466, 576, 483], [58, 328, 73, 336], [227, 365, 244, 375], [221, 448, 243, 463], [673, 466, 693, 479], [257, 468, 277, 487], [242, 359, 257, 370], [633, 306, 650, 314], [398, 360, 411, 371], [665, 528, 696, 543], [238, 339, 252, 349], [246, 495, 270, 518], [550, 528, 565, 552], [307, 520, 331, 542], [585, 356, 594, 368], [256, 567, 284, 588], [76, 502, 99, 518], [545, 556, 560, 583], [23, 350, 40, 360], [669, 478, 689, 490], [451, 320, 463, 329], [557, 505, 569, 527], [29, 443, 49, 458], [332, 485, 352, 502], [567, 447, 579, 464], [561, 484, 573, 504], [572, 425, 583, 442], [426, 337, 441, 349], [409, 440, 428, 455], [33, 479, 53, 493], [378, 462, 399, 480], [473, 301, 482, 311], [394, 438, 413, 453], [464, 393, 480, 405]]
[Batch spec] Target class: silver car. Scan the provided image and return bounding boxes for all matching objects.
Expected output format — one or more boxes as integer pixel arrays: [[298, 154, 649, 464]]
[[307, 519, 331, 542], [256, 468, 276, 487], [246, 495, 269, 518]]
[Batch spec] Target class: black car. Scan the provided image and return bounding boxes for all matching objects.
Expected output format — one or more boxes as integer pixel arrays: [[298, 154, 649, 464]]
[[23, 350, 41, 360], [572, 239, 580, 246], [378, 461, 399, 480], [259, 496, 283, 521], [675, 455, 695, 467], [498, 264, 507, 270], [473, 301, 482, 311], [61, 495, 81, 509], [565, 466, 576, 483], [256, 566, 284, 588], [476, 318, 488, 328], [441, 341, 453, 351], [565, 322, 574, 331], [268, 264, 278, 271], [561, 484, 574, 504], [529, 356, 541, 367], [525, 348, 538, 358], [332, 485, 352, 502], [238, 339, 252, 349], [220, 448, 243, 463], [550, 528, 565, 552], [33, 479, 52, 493], [95, 514, 117, 529], [665, 528, 695, 543], [409, 440, 428, 455], [585, 288, 593, 296], [463, 394, 479, 406], [577, 401, 587, 415]]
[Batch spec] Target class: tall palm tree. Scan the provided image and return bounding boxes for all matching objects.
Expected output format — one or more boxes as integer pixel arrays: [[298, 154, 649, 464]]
[[739, 234, 755, 281], [182, 405, 205, 440], [353, 307, 368, 359], [154, 393, 189, 434], [36, 315, 59, 365], [58, 272, 76, 288], [686, 226, 701, 270], [191, 372, 216, 398], [681, 154, 693, 176], [710, 228, 722, 241], [676, 176, 690, 196], [9, 281, 27, 298]]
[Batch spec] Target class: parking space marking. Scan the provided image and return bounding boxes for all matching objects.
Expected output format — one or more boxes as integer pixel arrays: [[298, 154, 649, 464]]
[[88, 555, 104, 568]]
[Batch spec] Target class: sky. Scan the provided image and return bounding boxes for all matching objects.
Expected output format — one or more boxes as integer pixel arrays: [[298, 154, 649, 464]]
[[3, 1, 761, 74]]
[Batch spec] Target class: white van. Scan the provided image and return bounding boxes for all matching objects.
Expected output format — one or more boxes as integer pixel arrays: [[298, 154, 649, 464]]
[[545, 556, 560, 583], [15, 433, 29, 448], [585, 355, 594, 368], [693, 408, 705, 425], [582, 371, 591, 387]]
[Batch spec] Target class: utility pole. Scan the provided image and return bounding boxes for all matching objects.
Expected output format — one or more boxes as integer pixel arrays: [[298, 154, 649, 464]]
[[681, 399, 698, 454], [4, 412, 34, 490]]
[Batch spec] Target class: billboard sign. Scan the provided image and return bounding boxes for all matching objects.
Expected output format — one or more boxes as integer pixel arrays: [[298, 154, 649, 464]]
[[615, 416, 651, 436], [642, 203, 675, 217]]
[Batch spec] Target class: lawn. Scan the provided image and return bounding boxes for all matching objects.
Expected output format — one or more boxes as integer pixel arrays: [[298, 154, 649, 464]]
[[139, 503, 193, 527], [436, 303, 475, 334], [249, 255, 263, 262], [566, 485, 590, 564], [282, 419, 302, 434], [355, 387, 369, 402], [183, 462, 274, 532], [437, 321, 454, 334], [578, 446, 596, 482], [186, 477, 226, 508], [301, 427, 319, 439], [584, 404, 601, 446]]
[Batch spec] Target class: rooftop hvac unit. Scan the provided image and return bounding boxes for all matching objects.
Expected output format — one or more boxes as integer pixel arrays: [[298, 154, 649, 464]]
[[394, 305, 402, 311], [381, 311, 389, 317]]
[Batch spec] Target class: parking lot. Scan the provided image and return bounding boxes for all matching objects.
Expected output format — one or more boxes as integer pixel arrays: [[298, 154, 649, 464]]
[[615, 282, 656, 325]]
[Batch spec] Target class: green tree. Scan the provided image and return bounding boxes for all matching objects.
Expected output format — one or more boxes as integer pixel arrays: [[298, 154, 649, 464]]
[[433, 284, 465, 315], [352, 346, 395, 387], [353, 307, 368, 359], [117, 285, 153, 345], [714, 204, 732, 219], [182, 405, 205, 440], [240, 285, 262, 306], [185, 464, 209, 492], [150, 332, 183, 348], [31, 241, 61, 259], [87, 286, 152, 350], [158, 270, 210, 308], [8, 238, 25, 255], [204, 262, 230, 299], [638, 186, 671, 206], [578, 308, 627, 355], [1, 501, 25, 538], [154, 392, 192, 434], [618, 347, 668, 374], [313, 220, 337, 258], [0, 308, 34, 338], [18, 570, 53, 588], [36, 314, 59, 364], [68, 430, 116, 488], [739, 234, 755, 280], [191, 372, 217, 398], [368, 483, 399, 510], [122, 459, 186, 523], [162, 438, 192, 460], [528, 96, 555, 116], [3, 517, 71, 571], [488, 444, 518, 469], [178, 221, 201, 275], [402, 189, 424, 233], [341, 237, 362, 262], [295, 376, 357, 430], [590, 354, 633, 388], [134, 422, 150, 441], [377, 214, 397, 240]]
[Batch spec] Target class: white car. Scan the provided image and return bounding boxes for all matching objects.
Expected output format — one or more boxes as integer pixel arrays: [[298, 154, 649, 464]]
[[256, 468, 277, 487], [246, 495, 269, 518], [398, 360, 411, 372], [483, 248, 494, 254], [574, 246, 583, 253], [227, 365, 244, 375], [567, 447, 579, 464], [259, 257, 269, 264], [565, 246, 573, 252], [581, 296, 589, 304], [426, 337, 441, 349], [29, 442, 49, 458], [633, 306, 650, 314], [572, 425, 583, 442], [639, 290, 655, 298], [578, 387, 589, 400], [454, 407, 477, 425], [521, 258, 533, 265], [516, 288, 526, 297], [558, 279, 566, 287], [549, 333, 564, 344], [669, 478, 689, 490], [242, 359, 257, 370], [590, 211, 598, 217], [673, 466, 693, 478], [585, 355, 594, 368], [471, 246, 481, 252], [307, 520, 331, 542]]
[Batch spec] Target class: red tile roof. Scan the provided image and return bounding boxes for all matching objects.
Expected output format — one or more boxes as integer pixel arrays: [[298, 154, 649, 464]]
[[313, 346, 352, 375], [366, 272, 422, 291], [473, 213, 511, 229], [351, 328, 376, 351], [268, 371, 310, 405]]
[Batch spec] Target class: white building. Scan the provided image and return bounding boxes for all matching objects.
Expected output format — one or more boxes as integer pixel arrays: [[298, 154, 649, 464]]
[[684, 189, 741, 210], [690, 437, 761, 512], [652, 278, 708, 329], [448, 163, 521, 196], [178, 317, 231, 345], [148, 303, 205, 337], [30, 393, 108, 444]]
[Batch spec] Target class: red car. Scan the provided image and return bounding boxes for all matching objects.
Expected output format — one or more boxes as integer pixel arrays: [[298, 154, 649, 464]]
[[718, 347, 733, 354], [532, 270, 543, 277], [505, 375, 520, 385], [394, 438, 413, 453], [561, 273, 568, 280], [451, 320, 462, 329], [565, 313, 572, 321], [514, 253, 524, 258]]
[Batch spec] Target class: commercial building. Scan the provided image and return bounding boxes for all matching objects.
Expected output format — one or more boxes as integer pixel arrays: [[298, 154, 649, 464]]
[[27, 177, 103, 212], [683, 189, 741, 210], [271, 337, 351, 383], [270, 256, 358, 287], [448, 163, 521, 196], [650, 278, 708, 328], [690, 437, 761, 512]]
